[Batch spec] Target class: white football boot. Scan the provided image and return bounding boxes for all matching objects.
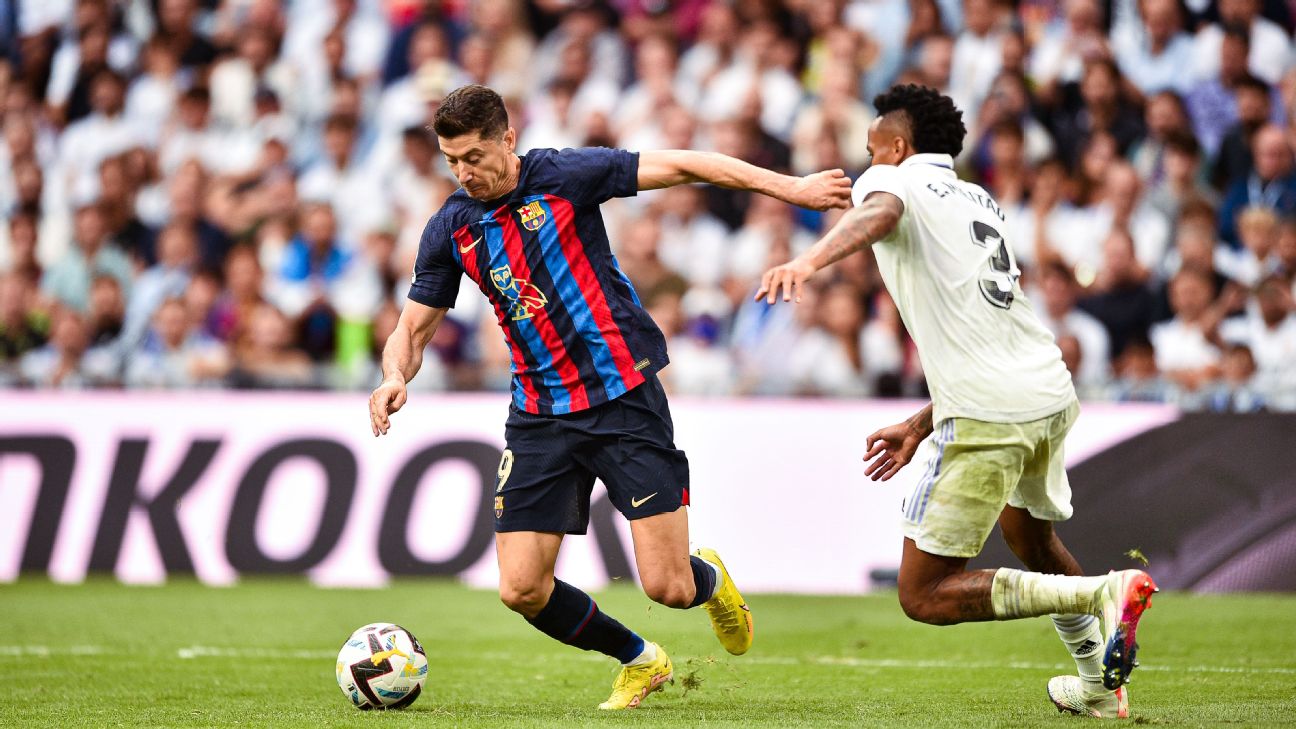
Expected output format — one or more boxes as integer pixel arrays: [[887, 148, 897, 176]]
[[1047, 675, 1129, 719]]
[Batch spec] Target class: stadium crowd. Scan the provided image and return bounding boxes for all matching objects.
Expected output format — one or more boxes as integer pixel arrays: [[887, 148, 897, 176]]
[[0, 0, 1294, 410]]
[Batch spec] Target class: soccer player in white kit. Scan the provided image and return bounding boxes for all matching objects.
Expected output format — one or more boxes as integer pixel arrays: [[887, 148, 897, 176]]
[[757, 85, 1157, 719]]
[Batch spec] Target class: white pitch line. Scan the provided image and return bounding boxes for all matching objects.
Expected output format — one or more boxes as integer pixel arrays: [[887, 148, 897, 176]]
[[2, 646, 1294, 677], [0, 645, 104, 657], [759, 656, 1296, 676], [175, 646, 337, 660]]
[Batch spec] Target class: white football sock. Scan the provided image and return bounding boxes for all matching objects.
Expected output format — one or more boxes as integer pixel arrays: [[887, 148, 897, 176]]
[[990, 568, 1108, 619], [704, 560, 721, 597], [1051, 613, 1106, 691], [624, 641, 657, 667]]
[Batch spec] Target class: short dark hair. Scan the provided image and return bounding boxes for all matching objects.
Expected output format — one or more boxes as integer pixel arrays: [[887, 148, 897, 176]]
[[1235, 73, 1269, 96], [988, 120, 1024, 144], [873, 84, 966, 156], [433, 84, 509, 140], [1222, 22, 1250, 49], [1164, 128, 1201, 157]]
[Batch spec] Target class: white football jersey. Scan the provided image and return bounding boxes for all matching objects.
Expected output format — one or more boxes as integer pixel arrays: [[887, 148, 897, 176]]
[[852, 153, 1075, 424]]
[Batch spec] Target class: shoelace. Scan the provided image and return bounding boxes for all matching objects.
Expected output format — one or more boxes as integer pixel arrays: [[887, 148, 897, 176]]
[[612, 662, 658, 695], [707, 594, 744, 630]]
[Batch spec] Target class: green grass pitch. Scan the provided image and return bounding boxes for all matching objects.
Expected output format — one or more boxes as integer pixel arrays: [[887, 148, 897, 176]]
[[2, 579, 1294, 727]]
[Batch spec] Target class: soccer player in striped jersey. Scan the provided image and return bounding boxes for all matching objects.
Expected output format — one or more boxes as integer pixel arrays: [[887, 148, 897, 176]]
[[757, 85, 1156, 719], [368, 84, 852, 710]]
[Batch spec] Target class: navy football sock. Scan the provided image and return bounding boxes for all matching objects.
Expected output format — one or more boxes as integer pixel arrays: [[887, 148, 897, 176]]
[[526, 579, 644, 663], [686, 555, 718, 608]]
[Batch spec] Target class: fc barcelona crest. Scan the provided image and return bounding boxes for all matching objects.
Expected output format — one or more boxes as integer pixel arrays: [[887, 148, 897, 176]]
[[517, 201, 547, 231]]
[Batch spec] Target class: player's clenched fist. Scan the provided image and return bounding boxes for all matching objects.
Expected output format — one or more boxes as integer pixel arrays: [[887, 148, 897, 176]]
[[369, 375, 408, 436], [789, 168, 852, 211], [755, 258, 817, 305]]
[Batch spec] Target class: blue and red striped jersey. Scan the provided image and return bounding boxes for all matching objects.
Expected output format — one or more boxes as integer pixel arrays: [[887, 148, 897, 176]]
[[408, 147, 668, 415]]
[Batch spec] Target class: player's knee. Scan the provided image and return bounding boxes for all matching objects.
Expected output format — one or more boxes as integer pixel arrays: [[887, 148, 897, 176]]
[[897, 583, 950, 625], [642, 575, 693, 609], [499, 579, 549, 616]]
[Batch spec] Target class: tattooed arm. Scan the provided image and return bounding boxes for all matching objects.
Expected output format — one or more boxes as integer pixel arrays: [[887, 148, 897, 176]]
[[755, 191, 904, 304]]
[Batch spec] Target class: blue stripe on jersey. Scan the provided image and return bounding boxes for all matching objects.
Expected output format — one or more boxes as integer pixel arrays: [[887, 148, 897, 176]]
[[531, 196, 625, 397], [610, 255, 642, 306], [458, 219, 528, 412], [482, 219, 572, 413]]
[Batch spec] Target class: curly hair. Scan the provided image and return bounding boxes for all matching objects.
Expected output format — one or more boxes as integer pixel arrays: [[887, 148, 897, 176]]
[[872, 84, 967, 157]]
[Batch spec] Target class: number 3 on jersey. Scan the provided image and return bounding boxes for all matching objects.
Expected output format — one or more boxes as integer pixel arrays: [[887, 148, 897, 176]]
[[969, 221, 1016, 310]]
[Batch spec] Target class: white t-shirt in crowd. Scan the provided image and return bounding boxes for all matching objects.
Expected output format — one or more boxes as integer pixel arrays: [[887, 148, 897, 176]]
[[852, 153, 1076, 424], [1150, 318, 1220, 372]]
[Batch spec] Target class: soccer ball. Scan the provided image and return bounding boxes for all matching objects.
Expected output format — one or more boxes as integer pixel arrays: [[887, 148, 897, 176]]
[[335, 623, 429, 710]]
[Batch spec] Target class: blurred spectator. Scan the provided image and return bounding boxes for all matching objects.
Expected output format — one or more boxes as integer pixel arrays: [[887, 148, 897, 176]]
[[1145, 130, 1214, 226], [1079, 230, 1158, 358], [229, 301, 316, 389], [949, 0, 1007, 120], [1186, 25, 1256, 158], [125, 296, 228, 388], [654, 185, 729, 288], [125, 37, 183, 140], [1113, 0, 1194, 96], [1193, 0, 1292, 86], [1130, 91, 1191, 185], [785, 283, 869, 396], [300, 113, 389, 241], [1165, 209, 1232, 295], [19, 307, 93, 388], [1150, 268, 1224, 391], [1044, 160, 1169, 278], [55, 69, 137, 207], [209, 26, 296, 129], [80, 273, 126, 385], [1048, 58, 1145, 167], [1203, 342, 1264, 412], [790, 61, 874, 176], [0, 208, 42, 280], [1108, 336, 1172, 401], [210, 244, 264, 347], [0, 271, 46, 366], [1211, 74, 1278, 190], [122, 221, 198, 348], [0, 0, 1290, 406], [1220, 206, 1282, 286], [41, 203, 132, 312], [265, 203, 381, 359], [1029, 0, 1109, 95], [1036, 259, 1112, 388], [98, 154, 153, 265], [858, 289, 909, 396], [697, 20, 803, 142], [159, 0, 218, 70], [1220, 275, 1296, 408], [1219, 124, 1296, 246], [167, 160, 232, 271]]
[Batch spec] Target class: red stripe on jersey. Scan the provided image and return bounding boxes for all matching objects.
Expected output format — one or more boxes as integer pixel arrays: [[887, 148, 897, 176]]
[[453, 223, 540, 410], [545, 195, 644, 389], [494, 208, 590, 411]]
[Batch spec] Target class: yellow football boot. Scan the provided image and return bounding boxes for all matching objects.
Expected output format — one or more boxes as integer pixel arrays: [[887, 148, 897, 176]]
[[694, 547, 754, 655], [597, 642, 673, 710]]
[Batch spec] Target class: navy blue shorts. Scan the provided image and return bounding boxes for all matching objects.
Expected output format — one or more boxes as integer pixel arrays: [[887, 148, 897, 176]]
[[493, 375, 690, 534]]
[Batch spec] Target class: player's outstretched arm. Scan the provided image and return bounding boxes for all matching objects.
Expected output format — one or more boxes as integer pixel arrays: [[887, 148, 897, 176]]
[[863, 403, 933, 481], [636, 150, 852, 211], [369, 301, 447, 437], [755, 191, 904, 304]]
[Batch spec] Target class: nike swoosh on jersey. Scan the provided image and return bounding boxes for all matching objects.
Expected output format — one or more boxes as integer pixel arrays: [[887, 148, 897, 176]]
[[630, 493, 658, 508], [459, 235, 483, 253]]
